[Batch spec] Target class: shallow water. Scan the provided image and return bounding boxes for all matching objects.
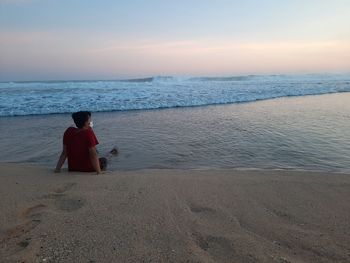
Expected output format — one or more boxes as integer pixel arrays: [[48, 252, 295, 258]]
[[1, 93, 350, 173]]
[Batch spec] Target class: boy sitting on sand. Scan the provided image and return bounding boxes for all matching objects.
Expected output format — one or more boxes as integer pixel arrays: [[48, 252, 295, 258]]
[[55, 111, 116, 174]]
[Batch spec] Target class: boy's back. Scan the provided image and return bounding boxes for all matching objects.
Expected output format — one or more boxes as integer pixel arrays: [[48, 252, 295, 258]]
[[63, 126, 99, 172]]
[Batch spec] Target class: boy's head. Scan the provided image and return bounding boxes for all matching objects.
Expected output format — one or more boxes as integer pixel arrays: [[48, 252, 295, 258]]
[[72, 111, 91, 129]]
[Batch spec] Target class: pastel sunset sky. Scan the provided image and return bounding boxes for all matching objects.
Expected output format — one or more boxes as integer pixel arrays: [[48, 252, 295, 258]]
[[1, 0, 349, 81]]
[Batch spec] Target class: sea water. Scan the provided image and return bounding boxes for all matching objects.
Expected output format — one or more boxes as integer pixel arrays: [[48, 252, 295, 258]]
[[1, 74, 350, 116], [0, 74, 350, 173]]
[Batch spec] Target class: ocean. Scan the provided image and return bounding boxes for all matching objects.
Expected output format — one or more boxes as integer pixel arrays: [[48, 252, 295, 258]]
[[0, 74, 350, 172], [1, 74, 350, 116]]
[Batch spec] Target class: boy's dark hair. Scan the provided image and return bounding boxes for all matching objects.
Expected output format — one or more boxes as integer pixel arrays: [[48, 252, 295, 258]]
[[72, 111, 91, 129]]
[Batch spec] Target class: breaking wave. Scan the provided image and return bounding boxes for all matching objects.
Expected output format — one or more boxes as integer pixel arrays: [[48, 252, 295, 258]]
[[1, 74, 350, 116]]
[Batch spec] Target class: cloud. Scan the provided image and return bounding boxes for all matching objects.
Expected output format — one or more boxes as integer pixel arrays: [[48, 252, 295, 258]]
[[89, 38, 350, 55], [1, 31, 350, 80], [87, 38, 350, 72]]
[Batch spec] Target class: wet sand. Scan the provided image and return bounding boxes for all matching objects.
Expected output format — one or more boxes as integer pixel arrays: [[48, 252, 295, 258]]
[[0, 164, 350, 262]]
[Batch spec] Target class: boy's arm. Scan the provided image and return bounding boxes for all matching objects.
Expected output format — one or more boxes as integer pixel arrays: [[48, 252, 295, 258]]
[[89, 146, 101, 174], [55, 145, 67, 173]]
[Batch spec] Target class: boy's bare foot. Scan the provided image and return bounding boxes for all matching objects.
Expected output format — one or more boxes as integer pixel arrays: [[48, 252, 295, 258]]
[[109, 147, 119, 156]]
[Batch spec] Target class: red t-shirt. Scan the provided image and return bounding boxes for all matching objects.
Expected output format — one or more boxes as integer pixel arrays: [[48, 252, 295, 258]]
[[63, 127, 99, 172]]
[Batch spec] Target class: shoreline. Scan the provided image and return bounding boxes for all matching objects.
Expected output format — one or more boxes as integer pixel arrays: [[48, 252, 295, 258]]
[[1, 163, 349, 262], [4, 161, 350, 175], [1, 92, 350, 173]]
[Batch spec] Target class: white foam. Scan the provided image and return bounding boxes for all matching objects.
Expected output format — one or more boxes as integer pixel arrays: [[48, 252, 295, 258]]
[[0, 74, 350, 116]]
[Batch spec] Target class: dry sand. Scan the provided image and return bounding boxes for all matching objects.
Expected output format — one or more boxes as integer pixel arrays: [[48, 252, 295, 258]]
[[0, 164, 349, 263]]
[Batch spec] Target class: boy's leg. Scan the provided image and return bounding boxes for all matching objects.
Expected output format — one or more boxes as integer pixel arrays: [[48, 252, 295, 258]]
[[99, 157, 108, 171], [98, 147, 118, 171]]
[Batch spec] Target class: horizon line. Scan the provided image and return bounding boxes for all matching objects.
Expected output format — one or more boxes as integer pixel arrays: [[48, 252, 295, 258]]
[[1, 72, 350, 83]]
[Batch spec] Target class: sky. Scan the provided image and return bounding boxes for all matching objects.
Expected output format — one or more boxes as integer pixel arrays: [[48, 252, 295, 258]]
[[0, 0, 350, 81]]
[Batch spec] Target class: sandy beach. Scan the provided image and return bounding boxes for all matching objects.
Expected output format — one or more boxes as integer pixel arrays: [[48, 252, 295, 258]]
[[1, 164, 349, 262], [2, 1, 350, 263]]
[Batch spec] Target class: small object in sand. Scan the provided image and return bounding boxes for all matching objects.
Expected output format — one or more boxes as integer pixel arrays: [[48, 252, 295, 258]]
[[110, 147, 119, 156], [18, 240, 30, 248]]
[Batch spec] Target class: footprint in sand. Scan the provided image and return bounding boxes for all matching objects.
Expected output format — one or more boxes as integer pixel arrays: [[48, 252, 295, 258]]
[[3, 183, 80, 242], [188, 203, 240, 261], [0, 203, 54, 263], [189, 204, 215, 214], [52, 183, 85, 212], [39, 183, 77, 200], [1, 183, 85, 262], [0, 203, 47, 257], [191, 232, 237, 261], [39, 183, 85, 212], [54, 196, 85, 212], [52, 182, 77, 194], [20, 204, 46, 223]]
